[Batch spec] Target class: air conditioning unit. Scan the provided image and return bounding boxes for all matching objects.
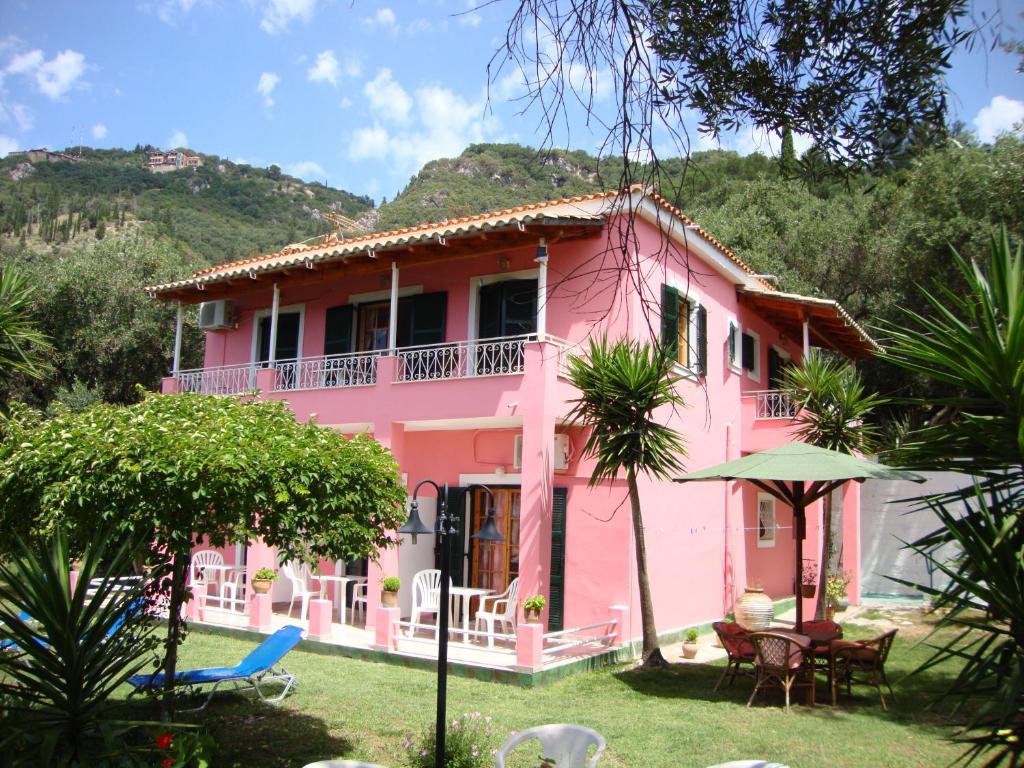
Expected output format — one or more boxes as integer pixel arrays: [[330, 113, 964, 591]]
[[198, 300, 235, 330], [513, 433, 570, 472]]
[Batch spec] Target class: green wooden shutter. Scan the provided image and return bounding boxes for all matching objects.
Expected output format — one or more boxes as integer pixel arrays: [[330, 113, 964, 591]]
[[409, 292, 447, 346], [660, 284, 679, 359], [696, 305, 708, 374], [548, 487, 568, 632], [436, 486, 467, 587], [323, 305, 355, 355], [768, 348, 782, 389], [742, 332, 755, 371]]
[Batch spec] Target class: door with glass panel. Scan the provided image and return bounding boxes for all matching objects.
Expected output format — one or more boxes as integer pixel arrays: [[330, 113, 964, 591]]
[[469, 488, 520, 592]]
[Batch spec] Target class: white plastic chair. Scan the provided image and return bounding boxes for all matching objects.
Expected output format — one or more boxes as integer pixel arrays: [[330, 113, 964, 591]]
[[474, 576, 520, 648], [350, 581, 368, 625], [302, 761, 390, 768], [190, 550, 242, 611], [495, 724, 606, 768], [409, 569, 447, 638], [280, 561, 320, 622]]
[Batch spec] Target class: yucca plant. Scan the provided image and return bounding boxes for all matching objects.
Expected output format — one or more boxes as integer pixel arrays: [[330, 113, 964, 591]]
[[0, 266, 53, 390], [0, 525, 160, 765], [565, 336, 687, 667], [881, 228, 1024, 765]]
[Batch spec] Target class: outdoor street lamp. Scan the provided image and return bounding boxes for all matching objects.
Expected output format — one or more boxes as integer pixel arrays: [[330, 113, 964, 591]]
[[399, 481, 504, 768]]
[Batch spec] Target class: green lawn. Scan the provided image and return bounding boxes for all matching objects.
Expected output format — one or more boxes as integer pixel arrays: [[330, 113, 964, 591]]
[[140, 608, 970, 767]]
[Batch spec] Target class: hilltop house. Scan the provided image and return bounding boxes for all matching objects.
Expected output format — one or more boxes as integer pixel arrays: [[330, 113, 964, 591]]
[[148, 185, 874, 662], [147, 150, 203, 172]]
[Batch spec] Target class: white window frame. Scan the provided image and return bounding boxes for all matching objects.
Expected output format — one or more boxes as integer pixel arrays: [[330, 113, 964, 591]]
[[757, 493, 776, 548], [726, 317, 742, 374], [250, 303, 305, 363], [744, 329, 761, 384], [665, 281, 701, 379], [466, 267, 539, 341]]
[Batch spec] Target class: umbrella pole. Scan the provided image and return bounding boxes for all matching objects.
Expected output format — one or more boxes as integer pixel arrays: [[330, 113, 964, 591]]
[[793, 480, 804, 633]]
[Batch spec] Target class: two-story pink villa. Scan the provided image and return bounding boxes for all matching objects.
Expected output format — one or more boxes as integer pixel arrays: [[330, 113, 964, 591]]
[[148, 185, 875, 666]]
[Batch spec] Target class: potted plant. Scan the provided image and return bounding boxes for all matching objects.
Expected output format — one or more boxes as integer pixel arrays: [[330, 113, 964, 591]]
[[825, 573, 851, 619], [381, 575, 400, 608], [682, 628, 699, 659], [523, 594, 545, 623], [252, 567, 277, 594], [800, 559, 819, 599]]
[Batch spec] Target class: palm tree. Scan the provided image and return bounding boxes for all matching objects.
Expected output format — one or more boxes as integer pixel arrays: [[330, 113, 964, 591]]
[[881, 229, 1023, 764], [565, 337, 686, 667], [781, 351, 885, 618], [0, 266, 53, 392]]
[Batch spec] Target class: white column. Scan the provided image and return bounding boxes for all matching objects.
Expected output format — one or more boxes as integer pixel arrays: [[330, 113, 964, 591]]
[[535, 239, 548, 341], [268, 283, 280, 365], [388, 261, 399, 351], [172, 302, 184, 376], [802, 318, 810, 360]]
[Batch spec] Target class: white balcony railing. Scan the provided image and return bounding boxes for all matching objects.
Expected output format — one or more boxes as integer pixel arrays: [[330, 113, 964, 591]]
[[273, 351, 382, 391], [175, 362, 258, 395], [752, 390, 798, 420], [395, 334, 539, 383]]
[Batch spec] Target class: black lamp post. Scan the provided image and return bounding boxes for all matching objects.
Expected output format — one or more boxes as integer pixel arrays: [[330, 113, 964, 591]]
[[399, 481, 504, 768]]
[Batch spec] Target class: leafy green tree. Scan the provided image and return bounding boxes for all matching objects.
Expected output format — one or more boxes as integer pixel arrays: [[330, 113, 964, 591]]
[[779, 126, 797, 179], [781, 351, 886, 618], [0, 526, 160, 765], [0, 266, 53, 396], [565, 337, 686, 667], [882, 229, 1024, 763], [0, 392, 408, 719]]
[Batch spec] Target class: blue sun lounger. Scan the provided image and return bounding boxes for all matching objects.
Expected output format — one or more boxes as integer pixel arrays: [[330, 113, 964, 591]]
[[128, 624, 303, 711]]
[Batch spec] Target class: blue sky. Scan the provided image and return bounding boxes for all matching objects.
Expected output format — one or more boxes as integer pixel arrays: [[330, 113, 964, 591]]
[[0, 0, 1021, 202]]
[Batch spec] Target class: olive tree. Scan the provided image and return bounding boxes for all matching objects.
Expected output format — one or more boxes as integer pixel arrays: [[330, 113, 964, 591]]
[[0, 391, 407, 718]]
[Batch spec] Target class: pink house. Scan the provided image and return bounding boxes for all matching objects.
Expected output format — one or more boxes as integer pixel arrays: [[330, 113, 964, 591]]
[[148, 185, 875, 664]]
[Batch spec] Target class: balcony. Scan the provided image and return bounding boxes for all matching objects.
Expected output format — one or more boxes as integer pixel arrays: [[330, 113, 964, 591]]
[[741, 390, 799, 452]]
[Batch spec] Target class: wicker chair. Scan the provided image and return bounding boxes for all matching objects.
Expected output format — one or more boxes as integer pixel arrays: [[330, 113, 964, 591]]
[[747, 632, 816, 712], [830, 629, 898, 709], [711, 621, 756, 691]]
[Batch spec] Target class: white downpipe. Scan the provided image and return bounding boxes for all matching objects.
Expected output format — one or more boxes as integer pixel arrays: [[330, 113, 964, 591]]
[[172, 302, 184, 376], [388, 261, 399, 351], [535, 239, 548, 341], [802, 319, 810, 359], [268, 283, 280, 365]]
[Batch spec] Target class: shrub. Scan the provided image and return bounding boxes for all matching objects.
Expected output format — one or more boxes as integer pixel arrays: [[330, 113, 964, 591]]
[[253, 567, 277, 581], [404, 712, 499, 768], [523, 595, 545, 612], [685, 629, 699, 643], [382, 576, 401, 592]]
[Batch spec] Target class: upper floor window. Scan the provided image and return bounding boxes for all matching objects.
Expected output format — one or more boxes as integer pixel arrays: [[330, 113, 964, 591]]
[[662, 284, 707, 374], [768, 346, 791, 390], [726, 319, 741, 372], [741, 330, 761, 382]]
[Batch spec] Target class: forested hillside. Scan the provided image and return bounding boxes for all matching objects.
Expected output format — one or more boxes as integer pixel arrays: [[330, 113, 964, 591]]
[[1, 135, 1021, 415], [0, 146, 373, 265]]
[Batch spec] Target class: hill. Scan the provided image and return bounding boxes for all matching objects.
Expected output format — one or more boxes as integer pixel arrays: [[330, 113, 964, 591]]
[[0, 146, 373, 265]]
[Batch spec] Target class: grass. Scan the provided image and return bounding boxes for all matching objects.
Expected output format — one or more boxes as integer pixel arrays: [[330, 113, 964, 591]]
[[127, 607, 971, 767]]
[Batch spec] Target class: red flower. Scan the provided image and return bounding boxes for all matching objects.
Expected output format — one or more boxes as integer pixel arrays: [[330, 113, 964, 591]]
[[155, 732, 174, 750], [161, 758, 175, 768]]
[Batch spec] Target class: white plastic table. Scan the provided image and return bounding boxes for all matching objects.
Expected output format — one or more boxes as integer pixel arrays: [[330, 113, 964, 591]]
[[448, 586, 493, 642], [318, 575, 367, 624]]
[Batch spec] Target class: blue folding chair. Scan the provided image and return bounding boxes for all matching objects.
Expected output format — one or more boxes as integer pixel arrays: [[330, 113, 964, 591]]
[[128, 624, 303, 711]]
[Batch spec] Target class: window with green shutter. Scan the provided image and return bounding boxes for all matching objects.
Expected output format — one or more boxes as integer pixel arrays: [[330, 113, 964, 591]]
[[696, 305, 708, 374], [548, 487, 568, 632], [662, 284, 705, 371]]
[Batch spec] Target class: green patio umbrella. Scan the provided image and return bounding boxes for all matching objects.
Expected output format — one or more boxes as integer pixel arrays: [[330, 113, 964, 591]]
[[675, 441, 925, 630]]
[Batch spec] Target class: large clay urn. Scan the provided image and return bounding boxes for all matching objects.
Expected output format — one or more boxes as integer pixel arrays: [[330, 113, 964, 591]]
[[734, 586, 774, 630]]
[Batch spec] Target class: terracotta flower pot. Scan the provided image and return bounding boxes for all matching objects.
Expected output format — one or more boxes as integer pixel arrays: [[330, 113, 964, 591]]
[[381, 590, 399, 608], [252, 578, 274, 595], [801, 584, 817, 599], [524, 607, 542, 624], [734, 586, 774, 631], [682, 642, 699, 660]]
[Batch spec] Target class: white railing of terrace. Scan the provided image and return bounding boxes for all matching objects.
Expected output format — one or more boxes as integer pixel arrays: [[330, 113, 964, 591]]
[[176, 363, 258, 395], [751, 390, 798, 420], [273, 351, 382, 391], [395, 334, 542, 383], [542, 619, 618, 657]]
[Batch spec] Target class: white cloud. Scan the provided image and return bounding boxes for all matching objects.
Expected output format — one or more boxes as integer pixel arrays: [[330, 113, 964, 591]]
[[257, 71, 280, 107], [91, 123, 107, 139], [147, 0, 200, 26], [457, 0, 482, 28], [168, 129, 188, 148], [307, 51, 340, 86], [364, 68, 412, 123], [285, 159, 326, 181], [5, 49, 43, 75], [339, 96, 353, 109], [493, 68, 526, 101], [567, 62, 613, 103], [0, 134, 17, 157], [261, 0, 316, 34], [973, 95, 1024, 143], [0, 102, 33, 131], [35, 50, 86, 100], [349, 125, 390, 161], [363, 7, 396, 29]]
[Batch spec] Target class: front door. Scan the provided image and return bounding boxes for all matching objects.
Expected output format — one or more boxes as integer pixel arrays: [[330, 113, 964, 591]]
[[469, 488, 520, 592]]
